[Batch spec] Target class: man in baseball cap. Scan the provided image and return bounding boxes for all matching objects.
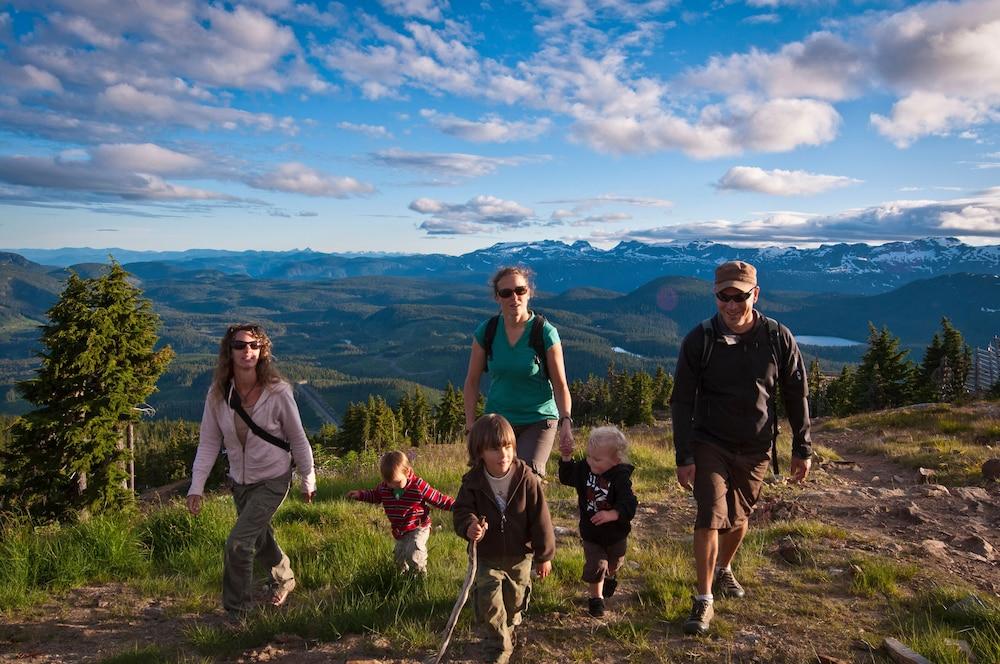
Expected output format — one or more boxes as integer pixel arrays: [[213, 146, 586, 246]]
[[670, 260, 812, 635]]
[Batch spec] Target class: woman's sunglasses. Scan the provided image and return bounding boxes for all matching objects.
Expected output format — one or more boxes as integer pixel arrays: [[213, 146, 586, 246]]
[[230, 340, 263, 350], [496, 286, 528, 298], [715, 288, 756, 303]]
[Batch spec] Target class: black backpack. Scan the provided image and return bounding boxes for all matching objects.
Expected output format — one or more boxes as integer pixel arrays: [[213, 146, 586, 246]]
[[700, 316, 785, 474], [482, 312, 550, 381]]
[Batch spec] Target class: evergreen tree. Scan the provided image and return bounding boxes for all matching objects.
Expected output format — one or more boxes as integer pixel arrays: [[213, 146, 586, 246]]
[[824, 365, 856, 417], [337, 402, 370, 452], [937, 317, 973, 402], [626, 370, 655, 426], [397, 392, 414, 442], [433, 382, 464, 444], [411, 387, 431, 447], [915, 332, 945, 402], [851, 324, 914, 412], [652, 366, 673, 412], [807, 358, 827, 418], [605, 362, 629, 424], [1, 263, 173, 521]]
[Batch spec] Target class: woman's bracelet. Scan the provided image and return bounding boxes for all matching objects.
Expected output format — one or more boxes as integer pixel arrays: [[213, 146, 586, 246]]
[[558, 415, 573, 426]]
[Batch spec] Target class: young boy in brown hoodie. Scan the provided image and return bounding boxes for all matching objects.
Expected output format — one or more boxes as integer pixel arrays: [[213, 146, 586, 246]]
[[453, 413, 556, 664]]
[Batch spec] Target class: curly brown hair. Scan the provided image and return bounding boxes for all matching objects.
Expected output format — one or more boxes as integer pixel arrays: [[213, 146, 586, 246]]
[[209, 323, 284, 402]]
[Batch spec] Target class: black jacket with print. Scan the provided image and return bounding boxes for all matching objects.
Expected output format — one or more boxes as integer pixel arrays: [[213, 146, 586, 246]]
[[558, 459, 637, 546]]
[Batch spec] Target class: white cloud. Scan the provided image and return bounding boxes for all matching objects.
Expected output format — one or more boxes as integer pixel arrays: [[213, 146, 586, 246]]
[[97, 83, 298, 133], [337, 121, 394, 139], [870, 91, 999, 148], [611, 190, 1000, 245], [0, 63, 64, 93], [716, 166, 861, 195], [680, 32, 864, 101], [90, 143, 202, 175], [50, 13, 122, 49], [409, 194, 535, 234], [420, 109, 551, 142], [866, 0, 1000, 145], [246, 163, 376, 197], [371, 148, 536, 177], [743, 14, 780, 25], [572, 96, 840, 157], [0, 154, 231, 202], [379, 0, 448, 22]]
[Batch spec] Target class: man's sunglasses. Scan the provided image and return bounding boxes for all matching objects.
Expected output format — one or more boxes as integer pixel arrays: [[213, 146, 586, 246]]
[[715, 288, 756, 303], [496, 286, 528, 298], [230, 340, 264, 350]]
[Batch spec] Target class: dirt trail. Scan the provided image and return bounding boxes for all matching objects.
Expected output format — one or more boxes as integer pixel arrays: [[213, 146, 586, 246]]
[[1, 425, 997, 663]]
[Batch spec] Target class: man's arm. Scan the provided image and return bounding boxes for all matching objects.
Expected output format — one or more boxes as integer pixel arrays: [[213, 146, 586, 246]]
[[779, 326, 813, 461]]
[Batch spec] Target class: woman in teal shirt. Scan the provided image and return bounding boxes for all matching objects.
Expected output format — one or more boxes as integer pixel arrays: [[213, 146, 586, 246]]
[[463, 266, 574, 476]]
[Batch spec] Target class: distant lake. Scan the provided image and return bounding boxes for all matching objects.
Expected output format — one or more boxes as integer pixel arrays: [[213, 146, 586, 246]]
[[797, 335, 863, 347]]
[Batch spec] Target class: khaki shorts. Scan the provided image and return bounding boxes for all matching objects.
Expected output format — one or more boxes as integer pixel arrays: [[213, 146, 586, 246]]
[[693, 441, 770, 531]]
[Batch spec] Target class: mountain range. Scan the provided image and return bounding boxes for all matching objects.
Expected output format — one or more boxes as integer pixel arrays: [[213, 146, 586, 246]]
[[6, 236, 1000, 295], [1, 238, 998, 425]]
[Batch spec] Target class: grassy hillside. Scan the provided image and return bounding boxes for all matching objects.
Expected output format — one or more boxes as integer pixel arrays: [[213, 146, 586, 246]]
[[1, 405, 998, 663]]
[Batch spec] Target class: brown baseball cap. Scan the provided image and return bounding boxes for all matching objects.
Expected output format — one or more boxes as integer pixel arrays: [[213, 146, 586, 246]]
[[714, 260, 757, 293]]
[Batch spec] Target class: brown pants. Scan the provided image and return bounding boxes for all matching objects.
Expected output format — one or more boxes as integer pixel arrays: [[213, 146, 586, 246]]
[[581, 538, 627, 583], [693, 441, 770, 531]]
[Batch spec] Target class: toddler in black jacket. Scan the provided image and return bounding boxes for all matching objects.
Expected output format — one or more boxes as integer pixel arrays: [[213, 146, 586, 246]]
[[558, 425, 638, 617]]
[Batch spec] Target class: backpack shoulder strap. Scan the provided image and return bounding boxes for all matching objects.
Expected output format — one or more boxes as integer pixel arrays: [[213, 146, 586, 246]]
[[482, 315, 501, 372], [763, 316, 785, 476], [530, 313, 549, 381], [764, 316, 785, 375], [700, 317, 715, 371]]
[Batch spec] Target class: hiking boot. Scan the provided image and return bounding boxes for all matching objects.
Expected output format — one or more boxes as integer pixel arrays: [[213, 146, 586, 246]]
[[588, 596, 605, 617], [602, 576, 618, 598], [683, 597, 714, 635], [713, 568, 745, 599]]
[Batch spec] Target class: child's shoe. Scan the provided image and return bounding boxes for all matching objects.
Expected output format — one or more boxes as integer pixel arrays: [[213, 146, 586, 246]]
[[602, 576, 618, 598], [588, 596, 605, 617]]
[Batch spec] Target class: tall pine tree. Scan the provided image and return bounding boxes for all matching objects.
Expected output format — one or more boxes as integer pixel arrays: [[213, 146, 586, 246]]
[[851, 323, 914, 412], [1, 263, 173, 521]]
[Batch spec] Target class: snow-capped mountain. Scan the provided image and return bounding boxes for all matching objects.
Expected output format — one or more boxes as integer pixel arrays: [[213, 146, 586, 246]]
[[7, 237, 1000, 294]]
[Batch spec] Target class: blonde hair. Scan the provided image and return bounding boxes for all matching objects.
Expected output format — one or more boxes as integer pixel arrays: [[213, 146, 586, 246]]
[[490, 265, 535, 294], [588, 425, 630, 464], [210, 323, 284, 402], [380, 450, 411, 482], [467, 413, 516, 468]]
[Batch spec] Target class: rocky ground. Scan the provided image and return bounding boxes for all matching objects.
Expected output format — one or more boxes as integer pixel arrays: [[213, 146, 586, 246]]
[[2, 416, 997, 664]]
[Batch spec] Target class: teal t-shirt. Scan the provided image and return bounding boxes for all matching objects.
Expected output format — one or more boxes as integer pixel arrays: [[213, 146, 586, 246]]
[[474, 313, 560, 425]]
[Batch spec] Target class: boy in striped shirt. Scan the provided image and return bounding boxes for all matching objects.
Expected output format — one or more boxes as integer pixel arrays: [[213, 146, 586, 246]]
[[347, 450, 455, 575]]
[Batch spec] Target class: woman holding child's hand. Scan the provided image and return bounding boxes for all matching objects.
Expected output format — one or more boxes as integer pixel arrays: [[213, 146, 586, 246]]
[[463, 266, 573, 477]]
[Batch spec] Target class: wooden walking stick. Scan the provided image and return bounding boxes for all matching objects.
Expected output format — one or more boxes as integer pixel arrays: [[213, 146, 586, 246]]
[[431, 517, 486, 664]]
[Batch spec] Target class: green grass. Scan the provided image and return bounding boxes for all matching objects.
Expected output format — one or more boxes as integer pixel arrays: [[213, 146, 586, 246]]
[[849, 556, 918, 598], [883, 587, 1000, 664]]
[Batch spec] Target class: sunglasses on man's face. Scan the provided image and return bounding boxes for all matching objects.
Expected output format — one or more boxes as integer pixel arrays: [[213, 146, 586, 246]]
[[230, 340, 263, 350], [496, 285, 528, 298], [715, 288, 756, 303]]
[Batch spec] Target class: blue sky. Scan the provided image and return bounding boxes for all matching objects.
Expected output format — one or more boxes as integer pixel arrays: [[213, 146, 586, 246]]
[[1, 0, 998, 254]]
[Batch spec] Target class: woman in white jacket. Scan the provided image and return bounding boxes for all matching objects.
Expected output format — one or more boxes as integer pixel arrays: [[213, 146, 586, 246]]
[[187, 323, 316, 616]]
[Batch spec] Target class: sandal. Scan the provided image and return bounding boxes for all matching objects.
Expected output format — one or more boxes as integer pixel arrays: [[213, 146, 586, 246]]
[[269, 579, 295, 607]]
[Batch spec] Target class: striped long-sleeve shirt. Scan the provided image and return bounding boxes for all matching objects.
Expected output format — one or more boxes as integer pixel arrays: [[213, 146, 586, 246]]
[[353, 472, 455, 539]]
